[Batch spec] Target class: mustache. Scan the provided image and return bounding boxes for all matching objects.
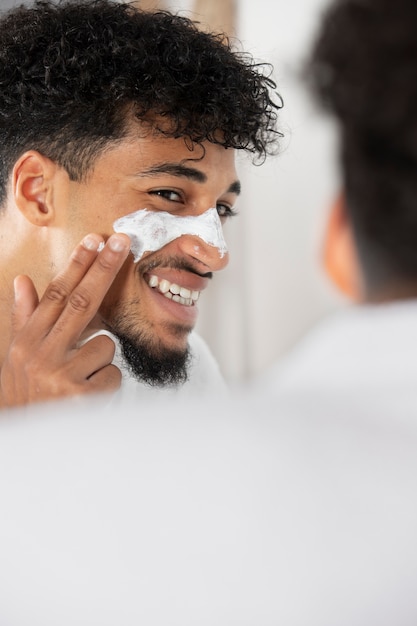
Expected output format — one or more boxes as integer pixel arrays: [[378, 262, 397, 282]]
[[139, 254, 213, 279]]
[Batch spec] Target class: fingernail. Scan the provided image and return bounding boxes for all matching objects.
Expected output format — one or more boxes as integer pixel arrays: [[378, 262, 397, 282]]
[[108, 234, 129, 252], [13, 276, 21, 301], [82, 234, 102, 251]]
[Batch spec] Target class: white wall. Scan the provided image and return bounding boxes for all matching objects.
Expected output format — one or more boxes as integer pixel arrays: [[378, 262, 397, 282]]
[[194, 0, 349, 382]]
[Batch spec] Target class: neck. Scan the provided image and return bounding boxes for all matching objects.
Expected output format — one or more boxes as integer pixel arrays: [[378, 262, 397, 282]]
[[0, 277, 16, 362]]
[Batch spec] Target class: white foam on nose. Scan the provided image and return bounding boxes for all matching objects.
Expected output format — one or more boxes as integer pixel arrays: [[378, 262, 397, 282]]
[[113, 207, 228, 262]]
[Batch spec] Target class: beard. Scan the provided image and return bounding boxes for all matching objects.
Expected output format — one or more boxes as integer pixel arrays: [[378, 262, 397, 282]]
[[109, 311, 193, 388]]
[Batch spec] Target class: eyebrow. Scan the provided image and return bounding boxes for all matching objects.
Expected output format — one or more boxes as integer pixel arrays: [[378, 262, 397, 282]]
[[136, 162, 241, 195], [228, 180, 242, 195]]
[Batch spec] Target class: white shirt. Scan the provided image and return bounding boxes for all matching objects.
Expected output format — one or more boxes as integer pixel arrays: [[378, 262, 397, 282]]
[[107, 329, 228, 400], [259, 299, 417, 411]]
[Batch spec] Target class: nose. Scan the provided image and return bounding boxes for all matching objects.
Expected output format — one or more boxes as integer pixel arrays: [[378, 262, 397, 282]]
[[175, 234, 230, 272], [172, 206, 230, 272]]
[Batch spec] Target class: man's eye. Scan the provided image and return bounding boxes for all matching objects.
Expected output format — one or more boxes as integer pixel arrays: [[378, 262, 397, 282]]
[[151, 190, 182, 202], [217, 204, 238, 219]]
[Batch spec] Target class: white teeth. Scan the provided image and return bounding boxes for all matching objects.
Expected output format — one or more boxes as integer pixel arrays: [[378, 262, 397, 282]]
[[159, 279, 171, 294], [148, 274, 200, 306], [180, 286, 191, 299]]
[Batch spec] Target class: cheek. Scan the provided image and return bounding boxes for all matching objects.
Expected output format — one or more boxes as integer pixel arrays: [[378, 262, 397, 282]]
[[48, 230, 82, 276], [99, 257, 135, 316], [68, 186, 119, 239]]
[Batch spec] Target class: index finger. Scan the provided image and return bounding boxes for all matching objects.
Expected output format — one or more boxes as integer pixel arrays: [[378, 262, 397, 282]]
[[48, 233, 131, 347], [21, 233, 130, 348]]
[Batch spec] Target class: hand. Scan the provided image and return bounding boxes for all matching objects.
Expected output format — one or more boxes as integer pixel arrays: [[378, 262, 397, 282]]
[[0, 233, 130, 408]]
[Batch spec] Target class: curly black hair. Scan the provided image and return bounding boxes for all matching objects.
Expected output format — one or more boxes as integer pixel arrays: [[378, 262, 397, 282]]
[[0, 0, 283, 206], [306, 0, 417, 294]]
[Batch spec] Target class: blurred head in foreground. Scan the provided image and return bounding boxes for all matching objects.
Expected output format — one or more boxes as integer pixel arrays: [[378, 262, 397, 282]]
[[307, 0, 417, 303]]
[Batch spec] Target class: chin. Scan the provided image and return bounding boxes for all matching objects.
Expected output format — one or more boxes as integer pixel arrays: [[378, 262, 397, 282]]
[[108, 310, 193, 387], [117, 329, 193, 387]]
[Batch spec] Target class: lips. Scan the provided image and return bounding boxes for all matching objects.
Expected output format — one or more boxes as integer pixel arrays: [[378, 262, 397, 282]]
[[147, 274, 200, 307]]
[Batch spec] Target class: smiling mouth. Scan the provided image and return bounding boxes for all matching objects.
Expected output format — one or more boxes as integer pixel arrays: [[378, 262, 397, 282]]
[[146, 274, 200, 307]]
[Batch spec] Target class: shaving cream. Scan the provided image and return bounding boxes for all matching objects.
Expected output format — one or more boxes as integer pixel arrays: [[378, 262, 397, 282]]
[[113, 207, 228, 262]]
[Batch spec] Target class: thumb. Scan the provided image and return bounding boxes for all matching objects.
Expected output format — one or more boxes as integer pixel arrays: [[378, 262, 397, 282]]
[[12, 275, 40, 336]]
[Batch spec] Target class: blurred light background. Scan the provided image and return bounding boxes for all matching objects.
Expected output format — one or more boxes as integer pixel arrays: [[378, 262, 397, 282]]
[[2, 0, 348, 383]]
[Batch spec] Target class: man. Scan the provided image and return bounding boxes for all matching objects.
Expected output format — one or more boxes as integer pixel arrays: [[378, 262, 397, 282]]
[[261, 0, 417, 406], [0, 0, 282, 407]]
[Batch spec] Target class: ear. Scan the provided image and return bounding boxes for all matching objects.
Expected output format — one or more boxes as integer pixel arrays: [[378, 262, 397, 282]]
[[12, 150, 63, 226], [322, 193, 363, 301]]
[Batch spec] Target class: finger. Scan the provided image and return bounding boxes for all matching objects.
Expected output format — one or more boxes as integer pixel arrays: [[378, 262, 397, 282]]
[[1, 335, 120, 407], [11, 275, 40, 337], [36, 233, 106, 328], [85, 363, 122, 394], [67, 334, 117, 381], [11, 233, 105, 345], [47, 233, 130, 347], [21, 233, 129, 346]]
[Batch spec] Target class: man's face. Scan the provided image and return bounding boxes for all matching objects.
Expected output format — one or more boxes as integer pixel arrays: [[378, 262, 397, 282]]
[[65, 130, 240, 385]]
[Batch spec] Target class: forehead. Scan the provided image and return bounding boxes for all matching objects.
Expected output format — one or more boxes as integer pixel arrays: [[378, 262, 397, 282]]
[[93, 131, 238, 185]]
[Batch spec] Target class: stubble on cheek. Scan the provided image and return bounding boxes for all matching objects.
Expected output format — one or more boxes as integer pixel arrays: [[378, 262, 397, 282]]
[[98, 256, 193, 357]]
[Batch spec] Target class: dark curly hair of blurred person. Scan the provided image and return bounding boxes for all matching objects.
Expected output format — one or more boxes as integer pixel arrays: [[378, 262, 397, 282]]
[[306, 0, 417, 296], [0, 0, 283, 207]]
